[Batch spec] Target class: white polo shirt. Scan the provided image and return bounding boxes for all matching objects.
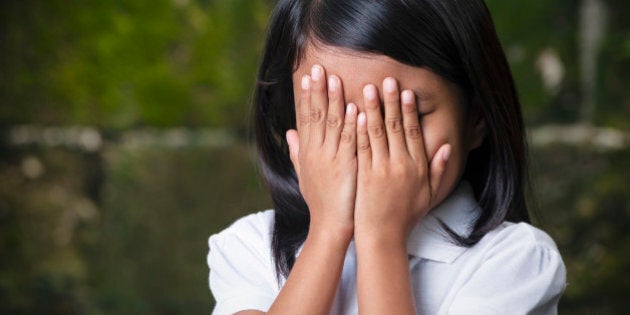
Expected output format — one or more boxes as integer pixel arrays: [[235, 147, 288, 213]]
[[208, 183, 566, 314]]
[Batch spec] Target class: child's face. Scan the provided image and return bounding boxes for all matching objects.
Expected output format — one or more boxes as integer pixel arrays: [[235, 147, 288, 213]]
[[292, 44, 485, 204]]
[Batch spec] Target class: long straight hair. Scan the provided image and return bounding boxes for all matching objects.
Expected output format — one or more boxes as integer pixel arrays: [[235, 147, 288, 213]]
[[253, 0, 530, 279]]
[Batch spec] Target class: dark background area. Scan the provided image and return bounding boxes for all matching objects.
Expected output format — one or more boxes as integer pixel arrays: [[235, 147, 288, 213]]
[[0, 0, 628, 314]]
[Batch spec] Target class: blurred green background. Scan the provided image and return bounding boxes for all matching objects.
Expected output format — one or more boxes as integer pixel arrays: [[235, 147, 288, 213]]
[[0, 0, 628, 314]]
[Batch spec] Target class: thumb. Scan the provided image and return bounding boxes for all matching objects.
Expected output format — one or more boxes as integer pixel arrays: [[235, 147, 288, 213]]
[[286, 129, 301, 176], [428, 143, 451, 206]]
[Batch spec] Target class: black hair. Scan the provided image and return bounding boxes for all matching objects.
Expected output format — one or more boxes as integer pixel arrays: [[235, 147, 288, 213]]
[[253, 0, 530, 279]]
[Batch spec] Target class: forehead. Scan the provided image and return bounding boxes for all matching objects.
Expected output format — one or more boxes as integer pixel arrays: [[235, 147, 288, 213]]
[[293, 44, 451, 104]]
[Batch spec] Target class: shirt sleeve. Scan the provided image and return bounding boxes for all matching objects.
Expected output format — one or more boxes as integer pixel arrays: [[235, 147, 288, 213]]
[[207, 211, 279, 315], [448, 224, 567, 315]]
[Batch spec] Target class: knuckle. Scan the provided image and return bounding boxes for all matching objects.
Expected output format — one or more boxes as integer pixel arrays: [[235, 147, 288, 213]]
[[393, 160, 415, 178], [374, 167, 388, 179], [310, 109, 324, 123], [358, 141, 371, 152], [340, 131, 353, 143], [404, 125, 422, 139], [368, 124, 385, 138], [326, 115, 341, 128], [387, 157, 402, 168], [392, 166, 409, 179], [386, 118, 403, 133], [299, 113, 311, 125], [391, 165, 407, 176]]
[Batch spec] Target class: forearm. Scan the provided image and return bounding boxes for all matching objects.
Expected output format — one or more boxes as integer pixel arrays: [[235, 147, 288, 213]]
[[266, 225, 352, 315], [355, 234, 416, 315]]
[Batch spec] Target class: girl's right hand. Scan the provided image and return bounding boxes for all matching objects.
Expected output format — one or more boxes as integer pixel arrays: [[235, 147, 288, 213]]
[[286, 64, 358, 241]]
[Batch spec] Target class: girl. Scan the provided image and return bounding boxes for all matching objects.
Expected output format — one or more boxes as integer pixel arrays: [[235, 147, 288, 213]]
[[208, 0, 566, 314]]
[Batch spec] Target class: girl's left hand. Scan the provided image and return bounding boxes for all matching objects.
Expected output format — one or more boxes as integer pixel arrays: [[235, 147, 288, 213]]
[[354, 77, 451, 245]]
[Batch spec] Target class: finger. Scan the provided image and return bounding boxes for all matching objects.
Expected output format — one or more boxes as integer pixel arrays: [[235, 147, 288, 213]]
[[337, 103, 357, 160], [356, 112, 371, 169], [308, 64, 327, 147], [428, 144, 451, 207], [382, 77, 406, 158], [323, 75, 345, 154], [363, 84, 388, 163], [401, 90, 425, 162], [298, 75, 311, 148], [286, 129, 301, 177]]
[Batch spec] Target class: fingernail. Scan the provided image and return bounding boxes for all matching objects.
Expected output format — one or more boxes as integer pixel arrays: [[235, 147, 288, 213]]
[[346, 103, 356, 115], [311, 65, 322, 80], [402, 90, 414, 104], [301, 75, 310, 90], [442, 145, 451, 162], [363, 85, 376, 100], [328, 75, 337, 91], [384, 77, 397, 92], [358, 112, 366, 125]]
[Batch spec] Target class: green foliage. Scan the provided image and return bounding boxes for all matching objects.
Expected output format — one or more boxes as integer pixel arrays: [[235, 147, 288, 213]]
[[1, 0, 628, 130], [486, 0, 578, 123], [487, 0, 630, 129], [0, 0, 271, 129]]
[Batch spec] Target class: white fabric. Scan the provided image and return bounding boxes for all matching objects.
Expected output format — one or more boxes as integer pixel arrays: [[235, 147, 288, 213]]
[[207, 182, 566, 314]]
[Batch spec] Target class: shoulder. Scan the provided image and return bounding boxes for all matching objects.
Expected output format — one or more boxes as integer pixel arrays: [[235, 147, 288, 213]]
[[210, 209, 276, 245], [207, 210, 279, 314], [448, 222, 566, 314], [482, 221, 562, 255], [478, 222, 565, 274], [473, 222, 566, 280], [208, 209, 276, 266]]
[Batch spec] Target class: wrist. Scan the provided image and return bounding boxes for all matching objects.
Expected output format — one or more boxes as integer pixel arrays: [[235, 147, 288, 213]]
[[307, 220, 354, 249], [354, 228, 408, 253]]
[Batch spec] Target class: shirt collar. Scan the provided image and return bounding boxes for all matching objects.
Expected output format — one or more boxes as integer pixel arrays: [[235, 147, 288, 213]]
[[406, 181, 481, 263]]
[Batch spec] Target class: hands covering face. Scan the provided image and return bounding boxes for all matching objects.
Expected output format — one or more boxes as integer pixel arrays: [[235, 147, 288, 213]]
[[286, 64, 451, 243]]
